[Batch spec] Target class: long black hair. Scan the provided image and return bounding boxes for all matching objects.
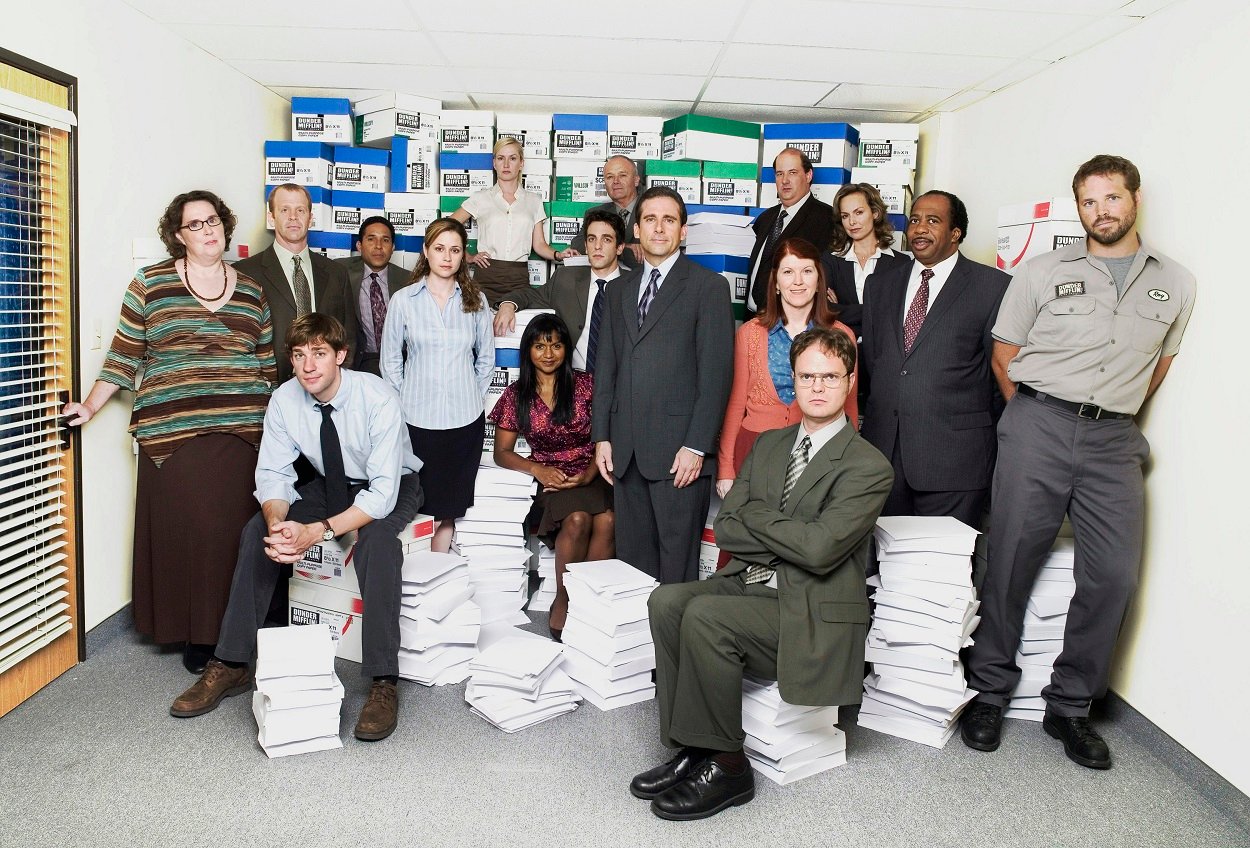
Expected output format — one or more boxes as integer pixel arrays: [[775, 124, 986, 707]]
[[514, 313, 576, 434]]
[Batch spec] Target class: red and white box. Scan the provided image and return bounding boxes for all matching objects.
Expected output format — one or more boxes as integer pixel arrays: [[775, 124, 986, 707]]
[[287, 581, 364, 664], [294, 513, 436, 594], [997, 197, 1085, 274]]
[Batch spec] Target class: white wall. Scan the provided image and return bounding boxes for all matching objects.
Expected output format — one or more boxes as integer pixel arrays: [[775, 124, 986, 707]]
[[1, 1, 288, 630], [937, 0, 1250, 793]]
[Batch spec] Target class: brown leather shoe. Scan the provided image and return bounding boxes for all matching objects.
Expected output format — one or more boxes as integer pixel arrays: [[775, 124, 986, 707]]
[[354, 680, 399, 741], [170, 659, 251, 717]]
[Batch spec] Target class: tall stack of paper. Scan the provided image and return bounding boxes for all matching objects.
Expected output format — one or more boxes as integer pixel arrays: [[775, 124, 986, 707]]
[[1006, 538, 1076, 721], [560, 559, 658, 710], [742, 676, 845, 785], [684, 211, 757, 256], [859, 516, 980, 748], [396, 550, 481, 686], [456, 460, 534, 626], [465, 634, 580, 731], [527, 541, 558, 613], [252, 624, 344, 758]]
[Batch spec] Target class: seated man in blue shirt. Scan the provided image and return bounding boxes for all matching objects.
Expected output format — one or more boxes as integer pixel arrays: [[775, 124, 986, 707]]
[[170, 313, 424, 742]]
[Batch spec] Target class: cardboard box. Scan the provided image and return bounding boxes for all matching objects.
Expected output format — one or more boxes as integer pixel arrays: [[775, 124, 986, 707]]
[[701, 161, 759, 207], [291, 97, 353, 145], [328, 190, 384, 236], [264, 141, 332, 188], [389, 136, 439, 194], [497, 112, 553, 159], [439, 195, 479, 240], [287, 580, 363, 663], [438, 152, 494, 197], [384, 193, 440, 240], [308, 231, 353, 259], [856, 122, 919, 169], [662, 114, 760, 164], [553, 159, 606, 203], [521, 156, 553, 202], [354, 92, 441, 148], [547, 200, 599, 251], [689, 253, 750, 305], [645, 159, 702, 205], [996, 197, 1085, 273], [330, 145, 389, 194], [264, 185, 330, 232], [758, 166, 849, 207], [698, 526, 719, 580], [439, 110, 495, 153], [294, 514, 436, 594], [607, 115, 664, 160], [762, 122, 859, 171], [850, 166, 914, 216], [553, 113, 608, 160], [528, 259, 549, 287]]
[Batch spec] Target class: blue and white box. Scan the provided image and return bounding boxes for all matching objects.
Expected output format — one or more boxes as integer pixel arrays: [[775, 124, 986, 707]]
[[264, 141, 333, 188], [308, 230, 353, 261], [265, 185, 330, 232], [690, 254, 750, 305], [762, 123, 859, 171], [497, 112, 552, 159], [390, 137, 439, 194], [439, 110, 495, 154], [331, 146, 390, 194], [759, 167, 850, 207], [291, 97, 353, 145], [439, 153, 495, 197], [553, 114, 608, 160], [383, 193, 440, 241], [328, 190, 385, 236]]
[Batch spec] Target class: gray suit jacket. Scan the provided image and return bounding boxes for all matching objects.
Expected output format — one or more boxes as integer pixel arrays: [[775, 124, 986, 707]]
[[569, 199, 640, 266], [591, 253, 734, 481], [714, 422, 893, 706], [500, 265, 593, 347], [336, 256, 411, 367], [860, 253, 1009, 492], [235, 245, 357, 383]]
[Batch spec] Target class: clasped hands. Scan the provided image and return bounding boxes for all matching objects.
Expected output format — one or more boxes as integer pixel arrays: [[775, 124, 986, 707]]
[[263, 520, 320, 564]]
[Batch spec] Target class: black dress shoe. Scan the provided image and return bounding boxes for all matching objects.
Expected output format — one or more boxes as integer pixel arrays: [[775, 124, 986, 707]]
[[650, 759, 755, 821], [961, 701, 1003, 751], [630, 747, 709, 800], [182, 643, 214, 674], [1043, 712, 1112, 769], [549, 627, 562, 643]]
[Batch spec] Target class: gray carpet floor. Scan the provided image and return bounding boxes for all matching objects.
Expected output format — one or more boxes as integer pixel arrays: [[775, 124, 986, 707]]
[[2, 608, 1246, 848]]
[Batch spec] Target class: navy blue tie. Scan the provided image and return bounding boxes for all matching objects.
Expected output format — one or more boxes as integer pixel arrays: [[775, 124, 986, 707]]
[[638, 268, 660, 328], [585, 278, 607, 374]]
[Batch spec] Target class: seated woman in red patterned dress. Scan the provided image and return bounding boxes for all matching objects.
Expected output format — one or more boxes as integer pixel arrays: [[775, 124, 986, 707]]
[[488, 313, 614, 641]]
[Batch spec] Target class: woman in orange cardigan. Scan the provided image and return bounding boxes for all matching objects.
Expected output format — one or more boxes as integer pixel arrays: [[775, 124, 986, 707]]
[[715, 236, 859, 498]]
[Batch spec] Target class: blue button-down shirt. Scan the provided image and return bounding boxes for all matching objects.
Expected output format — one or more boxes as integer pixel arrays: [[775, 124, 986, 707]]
[[768, 320, 811, 404]]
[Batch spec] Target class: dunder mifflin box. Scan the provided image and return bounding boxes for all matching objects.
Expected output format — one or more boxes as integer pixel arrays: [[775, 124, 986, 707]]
[[291, 97, 353, 145], [762, 123, 859, 171], [439, 152, 494, 197], [548, 201, 598, 251], [327, 190, 384, 236], [390, 136, 439, 194], [856, 122, 919, 169], [758, 167, 849, 207], [608, 115, 664, 160], [701, 162, 759, 207], [552, 113, 608, 160], [264, 141, 333, 188], [354, 92, 441, 148], [330, 146, 389, 194], [850, 165, 914, 216], [645, 159, 702, 205], [264, 185, 330, 232], [287, 581, 364, 663], [997, 197, 1085, 273], [521, 157, 553, 202], [690, 253, 750, 307], [497, 112, 553, 159], [294, 514, 436, 595], [384, 194, 440, 241], [662, 114, 760, 164], [554, 159, 607, 203], [439, 110, 495, 154]]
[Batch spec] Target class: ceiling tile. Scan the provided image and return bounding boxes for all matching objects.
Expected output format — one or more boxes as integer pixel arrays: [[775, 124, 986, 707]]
[[1029, 14, 1142, 60], [168, 24, 427, 63], [411, 0, 748, 40], [123, 0, 418, 28], [433, 33, 722, 76], [701, 77, 834, 107], [819, 83, 957, 112], [719, 43, 1015, 89], [456, 69, 706, 101], [230, 60, 459, 94], [268, 86, 467, 108], [468, 94, 693, 117], [855, 0, 1127, 12], [971, 58, 1054, 92]]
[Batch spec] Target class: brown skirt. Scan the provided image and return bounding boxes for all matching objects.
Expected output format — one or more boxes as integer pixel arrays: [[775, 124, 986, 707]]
[[531, 472, 615, 545], [132, 433, 259, 645], [473, 259, 531, 307]]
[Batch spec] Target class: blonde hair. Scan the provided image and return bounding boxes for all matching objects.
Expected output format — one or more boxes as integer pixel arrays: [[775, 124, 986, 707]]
[[492, 137, 525, 161]]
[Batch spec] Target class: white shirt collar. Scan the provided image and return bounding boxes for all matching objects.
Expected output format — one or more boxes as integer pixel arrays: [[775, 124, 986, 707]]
[[796, 414, 847, 456]]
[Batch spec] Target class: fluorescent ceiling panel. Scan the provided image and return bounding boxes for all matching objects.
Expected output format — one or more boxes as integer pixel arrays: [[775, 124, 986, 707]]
[[168, 24, 428, 63], [412, 0, 746, 40]]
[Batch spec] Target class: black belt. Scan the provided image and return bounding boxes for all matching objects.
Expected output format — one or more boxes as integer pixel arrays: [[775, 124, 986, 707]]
[[1016, 384, 1132, 420]]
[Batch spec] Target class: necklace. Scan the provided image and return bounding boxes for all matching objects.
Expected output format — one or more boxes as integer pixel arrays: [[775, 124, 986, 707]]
[[182, 258, 228, 301]]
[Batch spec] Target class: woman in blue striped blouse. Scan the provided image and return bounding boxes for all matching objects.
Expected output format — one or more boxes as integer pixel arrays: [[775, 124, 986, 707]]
[[380, 218, 494, 552]]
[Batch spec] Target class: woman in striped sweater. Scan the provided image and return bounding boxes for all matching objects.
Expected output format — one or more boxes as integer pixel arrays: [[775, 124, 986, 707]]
[[64, 190, 277, 673]]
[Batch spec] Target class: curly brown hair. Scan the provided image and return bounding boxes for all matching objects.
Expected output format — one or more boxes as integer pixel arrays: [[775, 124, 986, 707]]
[[157, 190, 237, 259], [829, 183, 894, 255], [412, 217, 484, 313]]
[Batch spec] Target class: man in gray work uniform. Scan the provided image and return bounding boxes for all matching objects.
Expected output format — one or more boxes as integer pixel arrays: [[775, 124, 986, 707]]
[[961, 155, 1196, 769]]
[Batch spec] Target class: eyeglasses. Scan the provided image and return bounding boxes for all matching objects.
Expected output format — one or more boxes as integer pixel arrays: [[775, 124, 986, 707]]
[[795, 372, 848, 388], [179, 215, 222, 232]]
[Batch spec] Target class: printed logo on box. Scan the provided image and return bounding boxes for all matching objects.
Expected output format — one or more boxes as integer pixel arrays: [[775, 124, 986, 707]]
[[610, 134, 637, 151], [662, 137, 676, 155], [303, 546, 324, 564], [556, 133, 584, 151], [1054, 234, 1083, 249], [445, 173, 470, 189], [792, 141, 824, 164], [442, 128, 469, 144], [499, 131, 525, 145], [296, 116, 325, 133], [388, 211, 415, 228], [268, 161, 296, 178], [861, 142, 893, 161], [397, 112, 422, 130], [334, 165, 362, 185], [706, 181, 735, 198], [335, 209, 362, 226], [732, 274, 747, 301], [490, 367, 513, 388], [409, 165, 429, 192], [553, 220, 581, 240], [652, 178, 677, 190], [291, 606, 321, 626]]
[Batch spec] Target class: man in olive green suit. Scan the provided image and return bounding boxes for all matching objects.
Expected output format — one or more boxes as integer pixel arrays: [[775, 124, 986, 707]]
[[630, 327, 893, 821]]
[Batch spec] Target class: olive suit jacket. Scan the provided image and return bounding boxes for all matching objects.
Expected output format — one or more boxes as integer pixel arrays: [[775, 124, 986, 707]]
[[713, 421, 893, 706]]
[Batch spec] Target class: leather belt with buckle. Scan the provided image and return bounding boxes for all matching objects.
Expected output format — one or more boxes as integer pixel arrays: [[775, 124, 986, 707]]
[[1016, 384, 1132, 421]]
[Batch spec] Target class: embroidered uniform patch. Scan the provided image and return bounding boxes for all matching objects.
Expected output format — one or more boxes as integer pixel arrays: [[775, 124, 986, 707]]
[[1054, 281, 1085, 298], [1148, 289, 1169, 301]]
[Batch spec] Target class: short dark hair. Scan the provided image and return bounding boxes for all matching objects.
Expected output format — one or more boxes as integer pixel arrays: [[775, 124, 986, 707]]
[[790, 326, 856, 375], [583, 207, 627, 244], [286, 312, 347, 358], [1072, 154, 1141, 199], [157, 190, 237, 259], [914, 190, 969, 243], [636, 185, 688, 226], [357, 215, 395, 245], [773, 147, 814, 174]]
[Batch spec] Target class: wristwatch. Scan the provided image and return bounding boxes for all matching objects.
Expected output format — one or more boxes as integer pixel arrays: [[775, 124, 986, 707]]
[[320, 519, 335, 541]]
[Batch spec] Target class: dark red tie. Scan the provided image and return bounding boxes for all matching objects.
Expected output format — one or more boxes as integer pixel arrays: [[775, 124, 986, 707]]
[[903, 268, 934, 353], [369, 272, 386, 350]]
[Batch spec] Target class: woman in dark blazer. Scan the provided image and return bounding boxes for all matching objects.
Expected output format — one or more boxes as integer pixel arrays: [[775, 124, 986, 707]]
[[820, 183, 909, 342]]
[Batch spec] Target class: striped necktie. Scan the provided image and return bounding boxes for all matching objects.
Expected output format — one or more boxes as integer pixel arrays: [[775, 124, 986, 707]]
[[638, 268, 660, 328], [585, 277, 608, 373], [292, 255, 312, 317], [743, 435, 811, 585], [903, 268, 934, 353]]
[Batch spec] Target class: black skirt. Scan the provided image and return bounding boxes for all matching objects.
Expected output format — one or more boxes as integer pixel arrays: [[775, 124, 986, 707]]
[[531, 472, 615, 546], [408, 414, 485, 520]]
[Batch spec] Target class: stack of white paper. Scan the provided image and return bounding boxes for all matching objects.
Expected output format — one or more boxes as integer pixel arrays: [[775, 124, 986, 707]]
[[465, 634, 580, 731], [252, 624, 343, 758], [527, 541, 558, 613], [397, 550, 482, 686], [859, 516, 980, 749], [1006, 538, 1075, 721], [742, 676, 845, 784], [456, 462, 534, 626], [684, 211, 757, 256], [560, 559, 658, 710]]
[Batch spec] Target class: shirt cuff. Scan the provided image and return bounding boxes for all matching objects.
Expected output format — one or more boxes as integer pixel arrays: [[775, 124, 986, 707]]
[[683, 446, 705, 457]]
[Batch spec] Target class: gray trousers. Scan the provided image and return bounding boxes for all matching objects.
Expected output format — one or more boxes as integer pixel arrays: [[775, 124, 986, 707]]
[[215, 473, 423, 678], [615, 459, 712, 585], [649, 576, 780, 751], [965, 393, 1148, 717]]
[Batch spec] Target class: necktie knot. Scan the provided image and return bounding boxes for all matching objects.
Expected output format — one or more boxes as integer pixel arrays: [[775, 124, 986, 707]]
[[921, 268, 934, 284], [638, 268, 661, 328]]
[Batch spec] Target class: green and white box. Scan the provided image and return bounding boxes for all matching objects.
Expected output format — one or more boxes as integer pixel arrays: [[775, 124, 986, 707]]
[[645, 159, 703, 205], [439, 110, 496, 154], [354, 92, 441, 148], [701, 162, 758, 207], [608, 115, 664, 160], [554, 159, 607, 203], [439, 195, 480, 241], [497, 112, 552, 159], [856, 123, 919, 169], [521, 157, 554, 202], [384, 194, 439, 239], [548, 201, 598, 251], [662, 114, 760, 164]]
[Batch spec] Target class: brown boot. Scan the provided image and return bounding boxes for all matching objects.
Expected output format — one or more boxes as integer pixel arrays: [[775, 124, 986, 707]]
[[354, 679, 399, 741], [170, 659, 251, 717]]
